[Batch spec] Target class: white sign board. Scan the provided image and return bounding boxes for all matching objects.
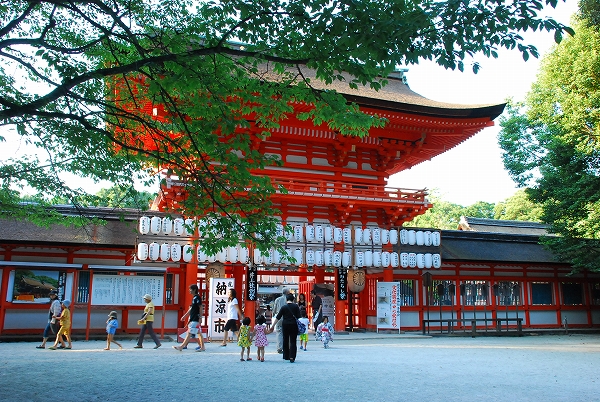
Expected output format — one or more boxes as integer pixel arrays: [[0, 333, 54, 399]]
[[321, 295, 335, 325], [377, 282, 401, 333], [91, 275, 164, 306], [208, 278, 235, 340]]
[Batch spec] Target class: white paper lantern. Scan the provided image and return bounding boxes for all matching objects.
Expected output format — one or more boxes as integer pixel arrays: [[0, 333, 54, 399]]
[[184, 218, 195, 236], [294, 225, 304, 242], [283, 247, 293, 264], [417, 253, 426, 269], [400, 252, 409, 268], [207, 251, 216, 263], [389, 229, 399, 245], [170, 244, 182, 262], [408, 230, 416, 245], [197, 246, 207, 262], [363, 228, 372, 244], [276, 224, 285, 237], [173, 218, 184, 236], [424, 231, 432, 247], [424, 253, 433, 269], [159, 243, 170, 261], [372, 227, 381, 245], [306, 249, 315, 266], [342, 251, 351, 267], [315, 225, 324, 242], [148, 242, 160, 260], [182, 245, 194, 262], [139, 217, 150, 235], [292, 248, 303, 265], [333, 251, 342, 267], [253, 249, 263, 265], [323, 249, 333, 266], [137, 242, 148, 260], [354, 250, 364, 267], [381, 229, 390, 244], [198, 219, 209, 237], [354, 227, 364, 245], [273, 249, 281, 265], [433, 253, 442, 269], [160, 217, 172, 235], [400, 229, 409, 245], [373, 251, 382, 267], [381, 251, 390, 267], [150, 217, 161, 235], [284, 225, 294, 242], [408, 252, 417, 268], [315, 249, 324, 266], [216, 249, 227, 263], [265, 250, 274, 265], [226, 246, 238, 263], [238, 245, 248, 263], [306, 225, 315, 242], [416, 231, 425, 246], [324, 225, 334, 243], [390, 252, 400, 268], [364, 250, 373, 267], [334, 227, 343, 243], [343, 227, 352, 244], [432, 232, 441, 247]]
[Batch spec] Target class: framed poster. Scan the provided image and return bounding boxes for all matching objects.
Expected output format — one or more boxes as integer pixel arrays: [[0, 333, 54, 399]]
[[10, 269, 67, 303], [208, 278, 235, 340], [377, 282, 401, 333], [91, 275, 164, 306]]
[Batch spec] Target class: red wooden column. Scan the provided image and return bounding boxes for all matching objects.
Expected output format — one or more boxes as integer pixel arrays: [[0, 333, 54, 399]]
[[183, 262, 198, 309], [232, 264, 247, 317]]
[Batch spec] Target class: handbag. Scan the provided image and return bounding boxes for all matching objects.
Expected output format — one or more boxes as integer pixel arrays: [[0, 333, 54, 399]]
[[291, 306, 306, 333]]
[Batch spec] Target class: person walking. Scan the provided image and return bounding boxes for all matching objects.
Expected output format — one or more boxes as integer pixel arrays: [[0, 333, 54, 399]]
[[269, 293, 301, 363], [311, 289, 323, 329], [271, 287, 289, 353], [104, 311, 123, 350], [316, 316, 334, 348], [220, 288, 243, 346], [36, 290, 62, 349], [48, 300, 72, 350], [173, 284, 205, 352], [298, 308, 310, 351], [134, 294, 161, 349]]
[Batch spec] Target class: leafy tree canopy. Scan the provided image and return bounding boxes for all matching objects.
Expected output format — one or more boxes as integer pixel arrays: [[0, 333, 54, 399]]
[[498, 15, 600, 272], [493, 189, 543, 221], [1, 0, 572, 253]]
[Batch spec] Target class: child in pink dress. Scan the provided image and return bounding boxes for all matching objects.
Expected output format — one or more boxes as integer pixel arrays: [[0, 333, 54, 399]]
[[253, 315, 269, 362]]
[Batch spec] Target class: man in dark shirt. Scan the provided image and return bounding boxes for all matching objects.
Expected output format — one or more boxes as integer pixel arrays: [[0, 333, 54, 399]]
[[311, 289, 323, 329], [173, 284, 205, 351]]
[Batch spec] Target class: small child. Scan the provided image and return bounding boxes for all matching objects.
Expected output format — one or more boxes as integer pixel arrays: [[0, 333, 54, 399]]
[[316, 315, 334, 348], [104, 311, 123, 350], [298, 308, 310, 351], [237, 316, 253, 361], [253, 315, 269, 362], [49, 300, 72, 350]]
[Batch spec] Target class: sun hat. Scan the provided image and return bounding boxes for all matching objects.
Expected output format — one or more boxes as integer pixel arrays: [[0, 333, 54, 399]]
[[142, 294, 152, 301], [108, 311, 118, 318], [62, 300, 71, 307]]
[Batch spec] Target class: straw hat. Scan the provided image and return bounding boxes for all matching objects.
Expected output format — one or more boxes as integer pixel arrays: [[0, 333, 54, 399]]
[[142, 294, 152, 301]]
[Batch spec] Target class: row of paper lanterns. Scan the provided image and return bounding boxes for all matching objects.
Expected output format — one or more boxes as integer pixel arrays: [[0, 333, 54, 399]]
[[138, 216, 441, 247], [137, 242, 441, 268]]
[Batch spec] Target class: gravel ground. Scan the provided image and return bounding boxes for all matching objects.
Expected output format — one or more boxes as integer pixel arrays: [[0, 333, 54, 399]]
[[1, 333, 599, 402]]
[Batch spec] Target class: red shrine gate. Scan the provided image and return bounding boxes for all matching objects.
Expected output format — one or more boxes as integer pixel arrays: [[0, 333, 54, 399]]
[[144, 70, 505, 332]]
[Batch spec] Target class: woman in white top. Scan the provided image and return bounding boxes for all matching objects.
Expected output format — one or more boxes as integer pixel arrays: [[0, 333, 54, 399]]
[[220, 288, 244, 346]]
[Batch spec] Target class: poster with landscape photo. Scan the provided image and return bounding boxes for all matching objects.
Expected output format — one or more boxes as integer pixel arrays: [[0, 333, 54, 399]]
[[11, 269, 66, 303]]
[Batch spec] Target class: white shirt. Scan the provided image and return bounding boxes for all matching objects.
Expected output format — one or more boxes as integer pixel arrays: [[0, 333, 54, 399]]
[[226, 298, 239, 320]]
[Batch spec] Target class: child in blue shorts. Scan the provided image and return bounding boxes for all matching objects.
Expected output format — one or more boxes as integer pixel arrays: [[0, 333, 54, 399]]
[[105, 311, 123, 350], [298, 308, 310, 351]]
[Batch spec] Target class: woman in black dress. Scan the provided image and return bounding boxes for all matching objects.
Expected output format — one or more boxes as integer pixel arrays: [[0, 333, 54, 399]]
[[297, 293, 307, 310], [269, 293, 301, 363]]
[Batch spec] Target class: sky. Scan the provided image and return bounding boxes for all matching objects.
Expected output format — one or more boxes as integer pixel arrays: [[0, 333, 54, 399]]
[[387, 0, 579, 206], [2, 0, 579, 204]]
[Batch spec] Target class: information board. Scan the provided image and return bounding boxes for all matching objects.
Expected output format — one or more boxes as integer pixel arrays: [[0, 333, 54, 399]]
[[377, 282, 401, 333], [91, 275, 164, 306]]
